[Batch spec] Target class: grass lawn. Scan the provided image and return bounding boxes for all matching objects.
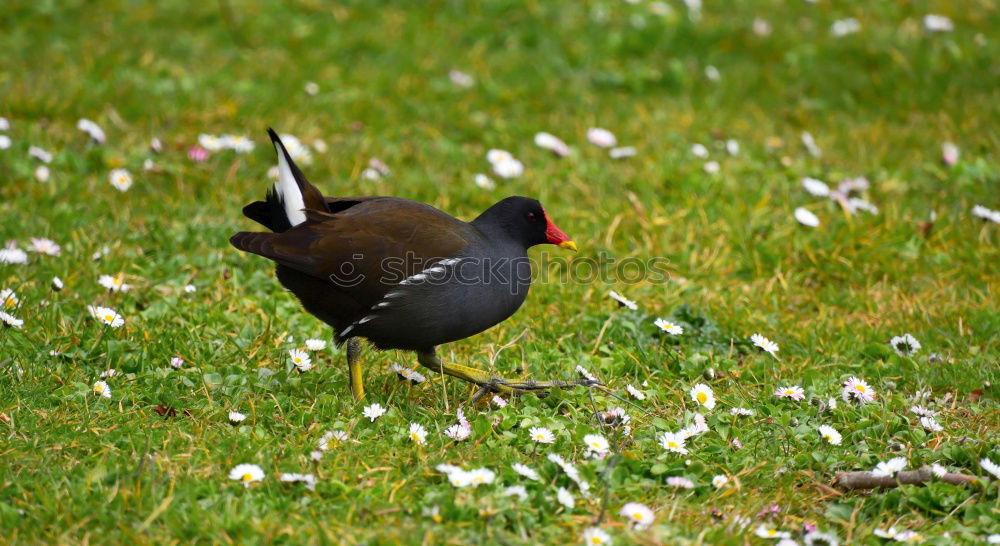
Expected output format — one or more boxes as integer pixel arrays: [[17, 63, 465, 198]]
[[1, 0, 998, 543]]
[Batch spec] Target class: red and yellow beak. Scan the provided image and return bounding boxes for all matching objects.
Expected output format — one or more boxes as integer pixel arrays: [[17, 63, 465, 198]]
[[543, 210, 577, 251]]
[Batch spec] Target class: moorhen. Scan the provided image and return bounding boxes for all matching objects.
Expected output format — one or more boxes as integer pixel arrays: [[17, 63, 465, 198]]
[[230, 130, 597, 400]]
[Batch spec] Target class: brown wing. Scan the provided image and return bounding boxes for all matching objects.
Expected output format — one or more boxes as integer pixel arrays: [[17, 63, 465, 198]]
[[230, 197, 472, 309]]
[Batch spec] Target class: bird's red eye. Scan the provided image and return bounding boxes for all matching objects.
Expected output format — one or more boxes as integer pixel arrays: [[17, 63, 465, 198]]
[[526, 212, 537, 222]]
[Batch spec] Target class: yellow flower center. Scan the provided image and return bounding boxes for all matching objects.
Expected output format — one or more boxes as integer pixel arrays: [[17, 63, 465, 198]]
[[241, 473, 253, 482], [855, 385, 866, 392], [590, 538, 602, 545], [697, 392, 707, 404], [668, 441, 678, 449], [633, 512, 644, 520], [472, 476, 483, 483], [410, 433, 420, 441], [767, 530, 777, 537], [294, 358, 301, 363], [784, 390, 795, 395], [4, 298, 13, 308], [94, 385, 104, 392], [104, 315, 114, 322]]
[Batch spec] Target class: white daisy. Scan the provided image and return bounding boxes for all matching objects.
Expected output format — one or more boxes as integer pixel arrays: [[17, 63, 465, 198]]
[[98, 274, 131, 292], [872, 456, 907, 478], [586, 128, 617, 148], [919, 416, 943, 432], [600, 407, 630, 427], [581, 527, 612, 545], [755, 525, 792, 539], [818, 425, 842, 445], [609, 146, 636, 159], [512, 463, 540, 481], [704, 65, 720, 81], [92, 380, 112, 398], [873, 527, 899, 540], [289, 349, 311, 371], [109, 169, 133, 192], [690, 143, 709, 158], [99, 369, 117, 378], [909, 405, 936, 417], [751, 334, 779, 356], [486, 149, 513, 164], [690, 383, 716, 410], [830, 18, 860, 37], [841, 377, 876, 404], [845, 198, 879, 215], [228, 411, 246, 424], [492, 157, 524, 179], [445, 468, 471, 488], [76, 118, 106, 144], [183, 284, 196, 294], [473, 173, 495, 190], [529, 427, 555, 444], [448, 69, 475, 88], [87, 305, 124, 328], [666, 476, 694, 489], [534, 132, 571, 157], [467, 468, 495, 487], [491, 394, 508, 408], [930, 463, 947, 478], [889, 334, 921, 357], [444, 422, 471, 441], [708, 474, 728, 489], [801, 131, 821, 157], [583, 433, 610, 457], [28, 237, 61, 256], [608, 290, 638, 310], [170, 357, 183, 369], [0, 135, 9, 150], [28, 146, 52, 163], [654, 318, 684, 335], [304, 81, 320, 95], [625, 384, 646, 400], [279, 472, 317, 490], [620, 502, 654, 529], [409, 423, 428, 445], [658, 432, 688, 454], [304, 339, 326, 351], [503, 485, 528, 501], [802, 177, 831, 197], [980, 458, 1000, 479], [0, 244, 28, 264], [941, 142, 959, 166], [229, 135, 255, 153], [363, 403, 387, 422], [1, 288, 18, 309], [0, 311, 23, 329], [0, 117, 8, 130], [775, 385, 805, 401], [228, 463, 265, 487], [556, 486, 575, 509], [794, 207, 820, 228], [730, 407, 753, 416], [703, 160, 720, 174], [318, 429, 348, 450], [576, 365, 598, 382], [360, 167, 382, 181], [923, 14, 954, 32], [35, 165, 50, 183]]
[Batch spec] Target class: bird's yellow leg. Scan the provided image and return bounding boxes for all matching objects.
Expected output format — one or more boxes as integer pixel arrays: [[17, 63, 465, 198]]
[[346, 337, 365, 401], [416, 349, 601, 396]]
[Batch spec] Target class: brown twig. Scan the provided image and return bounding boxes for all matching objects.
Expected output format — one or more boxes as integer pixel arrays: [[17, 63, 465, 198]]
[[833, 468, 979, 491]]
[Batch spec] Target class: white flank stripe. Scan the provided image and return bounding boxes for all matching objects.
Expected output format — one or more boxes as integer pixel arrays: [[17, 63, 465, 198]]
[[274, 141, 307, 227]]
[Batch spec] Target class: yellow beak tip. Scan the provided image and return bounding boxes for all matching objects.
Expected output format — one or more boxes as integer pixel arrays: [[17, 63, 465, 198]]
[[559, 241, 578, 251]]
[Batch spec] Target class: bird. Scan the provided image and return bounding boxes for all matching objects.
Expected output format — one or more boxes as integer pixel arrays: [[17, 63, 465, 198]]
[[230, 129, 598, 401]]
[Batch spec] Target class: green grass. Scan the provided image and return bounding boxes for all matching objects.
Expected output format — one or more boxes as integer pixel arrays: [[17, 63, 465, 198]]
[[1, 0, 999, 543]]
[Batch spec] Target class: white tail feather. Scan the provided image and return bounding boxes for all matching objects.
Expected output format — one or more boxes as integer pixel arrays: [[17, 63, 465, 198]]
[[274, 141, 307, 227]]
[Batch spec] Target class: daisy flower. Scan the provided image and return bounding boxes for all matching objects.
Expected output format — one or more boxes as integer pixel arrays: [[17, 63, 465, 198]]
[[0, 245, 28, 265], [581, 527, 612, 545], [941, 142, 959, 166], [228, 411, 246, 424], [408, 423, 428, 445], [830, 18, 860, 37], [28, 237, 60, 256], [841, 377, 876, 404], [919, 417, 943, 432], [467, 468, 495, 487], [512, 463, 540, 481], [755, 526, 791, 539], [804, 531, 839, 545], [690, 143, 709, 158], [170, 357, 183, 369], [730, 407, 753, 416], [492, 157, 524, 179], [873, 527, 900, 540], [288, 349, 312, 371], [704, 65, 720, 81], [818, 425, 842, 445], [658, 432, 688, 454], [871, 457, 907, 478], [0, 311, 23, 329], [620, 502, 654, 529], [930, 463, 948, 478], [923, 14, 954, 32], [1, 288, 18, 309], [909, 405, 936, 417], [690, 383, 716, 410], [586, 128, 617, 148], [802, 177, 831, 197], [712, 475, 729, 489], [576, 365, 598, 382], [0, 116, 8, 130], [98, 274, 131, 292], [390, 363, 426, 384], [534, 132, 570, 157], [491, 394, 507, 408], [87, 305, 124, 328], [503, 485, 528, 501], [666, 476, 694, 489], [725, 139, 740, 155], [362, 403, 387, 422], [229, 463, 265, 487], [109, 169, 133, 192], [794, 207, 820, 228], [981, 458, 1000, 479], [445, 469, 471, 488], [583, 434, 610, 457], [529, 427, 555, 444], [279, 472, 317, 490], [608, 290, 638, 310], [609, 146, 636, 159], [92, 381, 112, 398], [473, 173, 495, 190], [183, 284, 196, 293], [99, 369, 117, 378], [654, 318, 684, 335], [774, 385, 805, 401], [751, 334, 779, 357], [556, 487, 575, 509], [680, 413, 709, 438], [305, 339, 326, 351], [444, 422, 471, 441], [303, 81, 320, 95], [703, 161, 720, 174], [801, 131, 821, 157], [318, 430, 348, 450], [625, 384, 646, 400], [28, 146, 52, 163], [77, 118, 106, 144], [889, 334, 921, 357], [35, 166, 50, 183], [448, 69, 475, 88], [600, 407, 630, 427]]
